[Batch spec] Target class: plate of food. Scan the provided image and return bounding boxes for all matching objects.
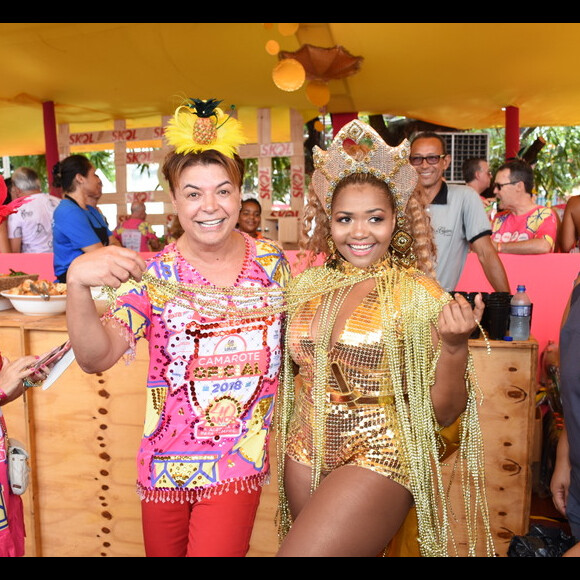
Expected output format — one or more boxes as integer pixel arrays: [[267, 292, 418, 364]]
[[1, 279, 67, 316], [0, 270, 39, 310]]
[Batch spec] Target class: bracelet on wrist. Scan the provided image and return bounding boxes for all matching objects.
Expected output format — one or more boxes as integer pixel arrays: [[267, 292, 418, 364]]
[[23, 378, 43, 389]]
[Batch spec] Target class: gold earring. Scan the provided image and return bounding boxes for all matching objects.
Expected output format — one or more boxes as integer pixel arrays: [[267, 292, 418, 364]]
[[389, 217, 416, 268], [325, 236, 339, 267]]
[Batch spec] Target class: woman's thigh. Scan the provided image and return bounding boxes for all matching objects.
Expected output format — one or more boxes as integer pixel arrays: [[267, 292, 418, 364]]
[[277, 464, 413, 557]]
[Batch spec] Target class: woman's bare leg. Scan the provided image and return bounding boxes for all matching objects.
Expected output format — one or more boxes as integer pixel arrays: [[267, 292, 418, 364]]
[[283, 456, 315, 520], [277, 463, 413, 557]]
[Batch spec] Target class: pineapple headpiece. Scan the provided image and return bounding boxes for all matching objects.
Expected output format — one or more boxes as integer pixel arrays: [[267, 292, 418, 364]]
[[164, 98, 246, 159]]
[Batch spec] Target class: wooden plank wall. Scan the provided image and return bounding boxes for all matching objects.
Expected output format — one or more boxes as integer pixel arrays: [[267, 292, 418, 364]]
[[57, 108, 305, 244]]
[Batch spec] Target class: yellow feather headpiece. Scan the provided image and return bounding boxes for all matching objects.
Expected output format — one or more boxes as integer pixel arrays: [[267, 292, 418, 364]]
[[164, 98, 247, 159]]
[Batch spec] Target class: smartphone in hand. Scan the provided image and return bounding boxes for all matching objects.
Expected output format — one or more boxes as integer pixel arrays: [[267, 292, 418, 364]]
[[28, 341, 72, 381]]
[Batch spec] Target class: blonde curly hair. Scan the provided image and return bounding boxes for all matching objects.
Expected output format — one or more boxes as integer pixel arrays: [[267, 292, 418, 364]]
[[296, 172, 437, 277]]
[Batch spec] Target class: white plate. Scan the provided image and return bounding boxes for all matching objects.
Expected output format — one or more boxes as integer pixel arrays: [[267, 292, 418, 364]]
[[0, 291, 67, 316], [0, 297, 12, 311]]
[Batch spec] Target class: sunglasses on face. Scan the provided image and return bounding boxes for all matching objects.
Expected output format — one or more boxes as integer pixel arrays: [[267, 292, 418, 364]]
[[494, 180, 521, 191], [409, 154, 446, 166]]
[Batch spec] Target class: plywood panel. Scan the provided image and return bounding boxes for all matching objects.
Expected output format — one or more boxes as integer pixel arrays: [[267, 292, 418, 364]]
[[29, 339, 149, 557], [0, 311, 539, 558]]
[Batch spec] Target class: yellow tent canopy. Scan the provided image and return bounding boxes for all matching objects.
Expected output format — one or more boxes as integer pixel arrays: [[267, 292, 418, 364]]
[[1, 23, 580, 156]]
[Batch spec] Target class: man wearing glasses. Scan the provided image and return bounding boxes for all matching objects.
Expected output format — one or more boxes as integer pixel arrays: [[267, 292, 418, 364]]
[[409, 131, 510, 293], [491, 159, 558, 254]]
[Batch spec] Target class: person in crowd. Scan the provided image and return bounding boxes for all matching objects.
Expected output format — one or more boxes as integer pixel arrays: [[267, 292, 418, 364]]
[[7, 167, 61, 253], [237, 197, 263, 239], [462, 157, 497, 220], [113, 201, 160, 252], [275, 119, 493, 557], [559, 195, 580, 253], [0, 350, 45, 557], [491, 159, 558, 254], [51, 155, 119, 283], [463, 157, 493, 200], [550, 271, 580, 549], [0, 176, 30, 254], [64, 97, 290, 557], [0, 194, 52, 556], [409, 131, 510, 293], [0, 179, 12, 253], [3, 178, 14, 202]]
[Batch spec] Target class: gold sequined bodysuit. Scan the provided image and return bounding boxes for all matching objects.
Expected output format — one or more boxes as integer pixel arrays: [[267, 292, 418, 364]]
[[275, 262, 495, 556], [285, 287, 409, 489]]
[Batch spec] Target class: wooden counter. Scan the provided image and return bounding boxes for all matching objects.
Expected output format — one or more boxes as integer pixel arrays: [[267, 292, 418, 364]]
[[443, 337, 539, 557], [0, 309, 538, 557]]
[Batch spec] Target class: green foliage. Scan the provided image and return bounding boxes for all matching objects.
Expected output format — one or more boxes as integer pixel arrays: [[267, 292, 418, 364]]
[[11, 123, 580, 207], [4, 155, 49, 190], [483, 126, 580, 203], [243, 157, 292, 204], [5, 151, 115, 191], [86, 151, 115, 183]]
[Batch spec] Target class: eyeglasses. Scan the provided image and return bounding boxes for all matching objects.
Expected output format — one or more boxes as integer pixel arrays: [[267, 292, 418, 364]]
[[409, 154, 446, 166], [493, 180, 521, 191]]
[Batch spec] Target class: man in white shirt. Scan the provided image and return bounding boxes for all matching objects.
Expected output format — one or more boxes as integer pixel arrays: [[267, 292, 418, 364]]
[[7, 167, 61, 253], [410, 132, 510, 292]]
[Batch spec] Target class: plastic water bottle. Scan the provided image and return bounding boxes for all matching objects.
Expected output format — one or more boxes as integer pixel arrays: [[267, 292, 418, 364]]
[[509, 285, 532, 340]]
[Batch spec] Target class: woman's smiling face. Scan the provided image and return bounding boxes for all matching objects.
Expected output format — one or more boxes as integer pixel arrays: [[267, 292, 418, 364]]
[[330, 181, 396, 268], [171, 162, 241, 249]]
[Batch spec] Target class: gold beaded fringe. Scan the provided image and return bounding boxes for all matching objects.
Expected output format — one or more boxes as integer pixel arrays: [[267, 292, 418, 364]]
[[274, 264, 495, 557]]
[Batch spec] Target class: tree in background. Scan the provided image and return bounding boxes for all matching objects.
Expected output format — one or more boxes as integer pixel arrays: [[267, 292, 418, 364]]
[[486, 126, 580, 205], [3, 151, 115, 192], [6, 124, 580, 207]]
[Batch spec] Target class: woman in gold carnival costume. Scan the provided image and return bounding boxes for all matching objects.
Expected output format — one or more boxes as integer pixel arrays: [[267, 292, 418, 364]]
[[65, 98, 290, 557], [274, 119, 495, 557]]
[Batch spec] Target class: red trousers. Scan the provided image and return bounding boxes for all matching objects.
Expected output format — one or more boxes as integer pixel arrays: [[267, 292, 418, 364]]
[[141, 486, 262, 557]]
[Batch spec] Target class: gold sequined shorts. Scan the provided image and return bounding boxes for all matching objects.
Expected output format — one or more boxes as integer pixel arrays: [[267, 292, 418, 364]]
[[285, 389, 410, 491]]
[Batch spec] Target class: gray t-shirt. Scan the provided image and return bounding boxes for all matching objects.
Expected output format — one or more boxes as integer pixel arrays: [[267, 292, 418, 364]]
[[428, 182, 492, 291]]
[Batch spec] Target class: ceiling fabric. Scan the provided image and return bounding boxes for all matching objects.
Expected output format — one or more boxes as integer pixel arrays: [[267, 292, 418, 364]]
[[1, 22, 580, 157]]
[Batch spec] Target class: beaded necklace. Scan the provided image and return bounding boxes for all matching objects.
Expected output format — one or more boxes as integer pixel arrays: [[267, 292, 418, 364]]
[[274, 257, 494, 557]]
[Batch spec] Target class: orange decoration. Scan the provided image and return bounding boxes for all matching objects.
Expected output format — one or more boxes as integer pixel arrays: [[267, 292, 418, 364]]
[[306, 80, 331, 107], [314, 120, 324, 132], [265, 39, 280, 55], [278, 23, 299, 36], [279, 44, 363, 82], [272, 58, 306, 92]]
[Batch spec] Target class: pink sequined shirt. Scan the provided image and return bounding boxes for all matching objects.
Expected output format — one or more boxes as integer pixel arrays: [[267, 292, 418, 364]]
[[106, 235, 290, 503]]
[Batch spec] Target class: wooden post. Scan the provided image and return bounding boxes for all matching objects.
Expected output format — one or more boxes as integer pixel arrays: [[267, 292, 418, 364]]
[[257, 108, 274, 239], [505, 106, 520, 160]]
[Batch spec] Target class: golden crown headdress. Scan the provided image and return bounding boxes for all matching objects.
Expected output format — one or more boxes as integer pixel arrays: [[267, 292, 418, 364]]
[[312, 119, 419, 268], [164, 98, 246, 159], [311, 119, 418, 218]]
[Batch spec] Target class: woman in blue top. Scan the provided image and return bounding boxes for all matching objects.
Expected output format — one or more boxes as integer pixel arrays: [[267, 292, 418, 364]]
[[52, 155, 119, 283]]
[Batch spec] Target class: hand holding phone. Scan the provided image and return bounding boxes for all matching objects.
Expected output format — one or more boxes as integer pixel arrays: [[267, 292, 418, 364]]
[[27, 341, 72, 382]]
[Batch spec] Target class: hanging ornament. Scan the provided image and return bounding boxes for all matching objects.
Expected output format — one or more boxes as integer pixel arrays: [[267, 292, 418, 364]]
[[278, 44, 363, 82], [306, 80, 331, 107], [278, 23, 299, 36], [272, 58, 306, 92], [265, 39, 280, 56]]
